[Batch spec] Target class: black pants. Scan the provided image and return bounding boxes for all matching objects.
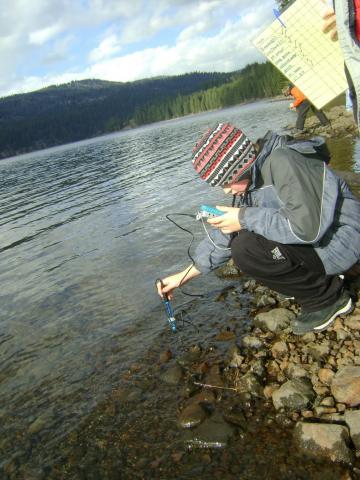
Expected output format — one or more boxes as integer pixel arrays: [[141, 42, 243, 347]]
[[296, 100, 330, 130], [231, 231, 342, 312]]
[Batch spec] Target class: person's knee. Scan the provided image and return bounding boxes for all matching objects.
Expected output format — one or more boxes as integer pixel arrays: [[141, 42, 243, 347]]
[[231, 231, 255, 270]]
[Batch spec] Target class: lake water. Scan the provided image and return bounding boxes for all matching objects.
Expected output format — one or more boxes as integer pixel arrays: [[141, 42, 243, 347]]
[[0, 100, 359, 477]]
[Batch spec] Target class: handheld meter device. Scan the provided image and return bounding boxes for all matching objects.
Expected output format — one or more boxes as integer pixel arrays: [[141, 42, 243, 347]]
[[196, 205, 225, 220]]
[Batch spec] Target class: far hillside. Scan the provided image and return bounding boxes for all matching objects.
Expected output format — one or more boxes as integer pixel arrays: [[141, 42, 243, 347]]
[[0, 62, 286, 158]]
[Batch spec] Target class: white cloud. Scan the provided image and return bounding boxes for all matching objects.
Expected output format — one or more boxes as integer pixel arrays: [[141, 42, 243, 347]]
[[29, 24, 63, 46], [0, 0, 275, 98], [89, 33, 122, 62]]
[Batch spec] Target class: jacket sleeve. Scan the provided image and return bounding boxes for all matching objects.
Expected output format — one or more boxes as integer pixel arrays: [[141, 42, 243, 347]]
[[291, 87, 306, 107], [193, 227, 232, 274], [241, 149, 338, 244]]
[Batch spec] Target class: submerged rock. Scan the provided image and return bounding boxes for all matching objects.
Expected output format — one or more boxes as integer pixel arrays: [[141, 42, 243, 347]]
[[184, 412, 234, 449], [178, 404, 207, 429], [293, 422, 353, 464], [160, 364, 183, 385]]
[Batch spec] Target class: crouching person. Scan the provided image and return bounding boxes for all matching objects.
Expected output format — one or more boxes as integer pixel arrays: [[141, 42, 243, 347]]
[[157, 123, 360, 335]]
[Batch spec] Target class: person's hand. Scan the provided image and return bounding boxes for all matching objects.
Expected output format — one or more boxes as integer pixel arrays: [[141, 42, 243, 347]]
[[156, 265, 201, 300], [322, 4, 338, 41], [156, 274, 183, 300], [207, 206, 241, 234], [289, 103, 296, 111]]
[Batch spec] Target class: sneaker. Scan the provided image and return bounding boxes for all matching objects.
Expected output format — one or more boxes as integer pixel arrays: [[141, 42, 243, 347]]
[[291, 291, 353, 335]]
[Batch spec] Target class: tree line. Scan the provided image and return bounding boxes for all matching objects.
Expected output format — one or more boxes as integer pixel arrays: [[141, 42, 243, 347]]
[[0, 62, 286, 159]]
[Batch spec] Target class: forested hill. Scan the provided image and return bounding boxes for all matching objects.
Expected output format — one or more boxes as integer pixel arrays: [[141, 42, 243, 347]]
[[0, 62, 285, 159]]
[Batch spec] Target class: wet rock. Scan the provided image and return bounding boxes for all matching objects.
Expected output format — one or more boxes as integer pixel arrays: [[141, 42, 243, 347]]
[[159, 350, 172, 364], [263, 384, 279, 399], [178, 404, 207, 429], [241, 335, 263, 349], [250, 358, 266, 377], [223, 406, 247, 429], [253, 308, 295, 332], [256, 294, 277, 308], [344, 410, 360, 451], [236, 372, 263, 397], [271, 341, 288, 358], [184, 413, 234, 449], [331, 366, 360, 406], [187, 390, 216, 406], [293, 422, 353, 464], [215, 330, 236, 341], [28, 413, 52, 435], [216, 260, 241, 277], [204, 365, 224, 388], [227, 345, 244, 368], [160, 364, 183, 385], [272, 378, 315, 411]]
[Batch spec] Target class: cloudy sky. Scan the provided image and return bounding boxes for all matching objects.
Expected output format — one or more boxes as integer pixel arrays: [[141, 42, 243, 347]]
[[0, 0, 277, 98]]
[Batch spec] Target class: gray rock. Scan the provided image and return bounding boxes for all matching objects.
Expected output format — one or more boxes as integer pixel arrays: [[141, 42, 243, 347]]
[[227, 345, 244, 368], [178, 404, 207, 429], [253, 308, 295, 332], [303, 342, 331, 361], [256, 294, 277, 308], [236, 372, 263, 397], [286, 363, 309, 380], [271, 340, 288, 358], [272, 378, 315, 411], [184, 413, 234, 449], [345, 410, 360, 450], [331, 366, 360, 407], [293, 422, 353, 464], [344, 315, 360, 330], [250, 359, 266, 377], [160, 364, 183, 385], [301, 332, 316, 343], [241, 334, 263, 349]]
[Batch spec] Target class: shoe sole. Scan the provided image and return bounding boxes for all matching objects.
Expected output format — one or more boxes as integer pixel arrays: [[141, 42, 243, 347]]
[[292, 297, 353, 335]]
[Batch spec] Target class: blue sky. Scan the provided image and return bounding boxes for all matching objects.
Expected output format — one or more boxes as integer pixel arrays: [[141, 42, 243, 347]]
[[0, 0, 277, 98]]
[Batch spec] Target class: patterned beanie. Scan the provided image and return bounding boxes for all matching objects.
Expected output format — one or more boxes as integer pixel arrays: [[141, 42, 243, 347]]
[[192, 123, 257, 186]]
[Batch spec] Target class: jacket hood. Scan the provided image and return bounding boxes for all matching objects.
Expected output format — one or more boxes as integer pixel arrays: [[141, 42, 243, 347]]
[[249, 131, 330, 190]]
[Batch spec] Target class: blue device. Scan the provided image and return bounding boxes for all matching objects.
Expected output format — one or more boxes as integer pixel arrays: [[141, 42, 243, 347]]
[[163, 295, 177, 332], [196, 205, 225, 220], [156, 279, 177, 332]]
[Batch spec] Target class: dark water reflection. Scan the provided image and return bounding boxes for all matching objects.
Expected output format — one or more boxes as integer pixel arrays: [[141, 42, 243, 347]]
[[0, 100, 359, 476]]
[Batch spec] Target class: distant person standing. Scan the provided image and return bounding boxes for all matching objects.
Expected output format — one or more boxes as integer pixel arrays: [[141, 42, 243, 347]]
[[283, 84, 330, 132], [322, 0, 360, 130]]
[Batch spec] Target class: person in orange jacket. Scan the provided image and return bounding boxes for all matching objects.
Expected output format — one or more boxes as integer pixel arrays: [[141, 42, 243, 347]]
[[284, 84, 330, 132]]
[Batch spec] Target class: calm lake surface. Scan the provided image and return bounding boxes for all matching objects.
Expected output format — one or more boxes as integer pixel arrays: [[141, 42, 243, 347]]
[[1, 100, 359, 477]]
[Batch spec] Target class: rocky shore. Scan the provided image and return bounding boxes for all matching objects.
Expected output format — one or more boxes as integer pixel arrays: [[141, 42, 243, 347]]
[[287, 104, 358, 139], [158, 269, 360, 472]]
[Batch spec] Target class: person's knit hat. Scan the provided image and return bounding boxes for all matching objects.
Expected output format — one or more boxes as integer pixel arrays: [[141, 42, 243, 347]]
[[192, 123, 257, 186]]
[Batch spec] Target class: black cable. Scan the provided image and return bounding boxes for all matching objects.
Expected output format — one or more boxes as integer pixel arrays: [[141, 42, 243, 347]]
[[165, 213, 205, 298]]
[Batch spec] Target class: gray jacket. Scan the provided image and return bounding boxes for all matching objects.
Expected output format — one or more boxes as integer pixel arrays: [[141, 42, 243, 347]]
[[335, 0, 360, 128], [193, 133, 360, 276]]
